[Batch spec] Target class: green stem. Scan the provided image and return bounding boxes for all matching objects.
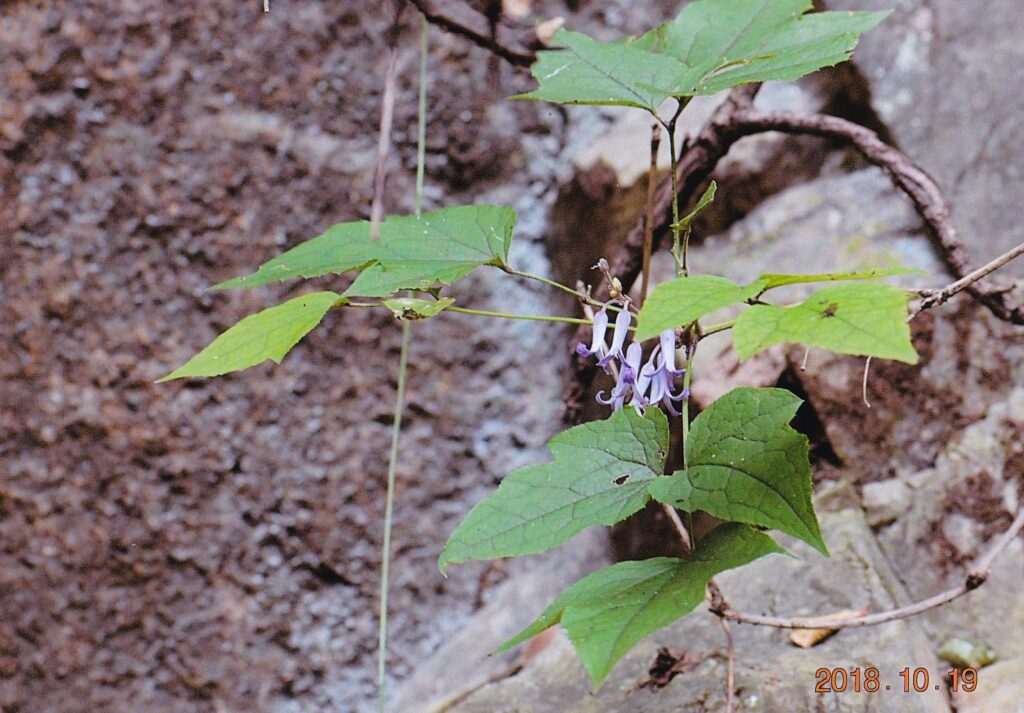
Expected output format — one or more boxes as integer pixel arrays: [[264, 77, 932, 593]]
[[700, 319, 735, 337], [504, 267, 585, 299], [663, 98, 688, 277], [447, 305, 594, 326], [378, 15, 428, 713]]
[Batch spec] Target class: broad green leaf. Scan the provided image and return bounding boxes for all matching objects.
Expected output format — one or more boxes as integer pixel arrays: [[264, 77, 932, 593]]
[[518, 0, 887, 112], [213, 205, 515, 297], [383, 296, 455, 320], [439, 407, 669, 573], [758, 267, 922, 291], [513, 29, 698, 112], [649, 387, 827, 554], [733, 282, 918, 363], [642, 0, 891, 97], [158, 291, 341, 382], [496, 523, 783, 687], [635, 275, 766, 342]]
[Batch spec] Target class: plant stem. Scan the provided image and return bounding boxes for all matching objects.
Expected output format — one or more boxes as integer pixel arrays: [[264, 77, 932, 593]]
[[663, 98, 688, 277], [446, 305, 594, 326], [378, 15, 428, 713], [639, 123, 661, 305]]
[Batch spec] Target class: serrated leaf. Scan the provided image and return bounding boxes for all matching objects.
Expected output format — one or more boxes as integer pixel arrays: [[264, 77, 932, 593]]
[[635, 275, 766, 342], [646, 1, 891, 96], [439, 407, 669, 573], [213, 205, 515, 297], [382, 297, 455, 320], [733, 282, 918, 363], [496, 523, 783, 687], [649, 387, 827, 554], [518, 0, 887, 112], [158, 291, 341, 382], [513, 29, 699, 112], [758, 267, 923, 291]]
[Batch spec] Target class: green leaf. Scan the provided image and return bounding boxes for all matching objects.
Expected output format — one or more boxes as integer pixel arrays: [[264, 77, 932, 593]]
[[641, 0, 890, 97], [733, 282, 918, 363], [496, 523, 783, 687], [439, 407, 669, 574], [158, 291, 341, 382], [649, 387, 827, 554], [758, 267, 923, 291], [635, 275, 766, 342], [518, 0, 888, 111], [513, 29, 698, 112], [213, 205, 515, 297], [382, 296, 455, 320]]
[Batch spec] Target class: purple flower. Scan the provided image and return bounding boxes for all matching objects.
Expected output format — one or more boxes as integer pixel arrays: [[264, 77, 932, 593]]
[[597, 342, 642, 411], [659, 329, 685, 376], [576, 307, 609, 361], [597, 308, 631, 371]]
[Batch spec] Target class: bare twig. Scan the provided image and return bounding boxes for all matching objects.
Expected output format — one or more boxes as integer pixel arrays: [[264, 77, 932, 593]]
[[662, 503, 692, 555], [708, 502, 1024, 631], [717, 616, 736, 713], [914, 240, 1024, 315], [406, 0, 535, 67], [370, 47, 400, 239], [639, 124, 661, 305]]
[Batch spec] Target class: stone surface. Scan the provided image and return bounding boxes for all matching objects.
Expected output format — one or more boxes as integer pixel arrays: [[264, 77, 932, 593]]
[[954, 657, 1024, 713], [424, 500, 950, 713], [827, 0, 1024, 276], [862, 478, 913, 526]]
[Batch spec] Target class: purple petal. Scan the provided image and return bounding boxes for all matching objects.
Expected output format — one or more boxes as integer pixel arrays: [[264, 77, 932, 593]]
[[597, 308, 632, 368], [659, 329, 685, 376]]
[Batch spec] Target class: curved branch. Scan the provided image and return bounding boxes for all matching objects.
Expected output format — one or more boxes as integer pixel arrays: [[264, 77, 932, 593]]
[[729, 109, 1024, 325], [406, 0, 536, 67], [707, 502, 1024, 631]]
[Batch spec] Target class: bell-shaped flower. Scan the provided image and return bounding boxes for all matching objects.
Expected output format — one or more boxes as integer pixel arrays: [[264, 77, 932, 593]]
[[597, 307, 632, 371], [576, 307, 609, 361], [659, 328, 686, 377], [597, 342, 642, 411]]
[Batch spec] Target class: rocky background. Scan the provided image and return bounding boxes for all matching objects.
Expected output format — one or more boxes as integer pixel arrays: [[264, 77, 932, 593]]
[[2, 1, 1023, 712]]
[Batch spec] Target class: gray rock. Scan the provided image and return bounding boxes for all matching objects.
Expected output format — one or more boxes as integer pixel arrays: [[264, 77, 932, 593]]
[[420, 503, 950, 713], [953, 656, 1024, 713], [827, 0, 1024, 275], [862, 478, 913, 526]]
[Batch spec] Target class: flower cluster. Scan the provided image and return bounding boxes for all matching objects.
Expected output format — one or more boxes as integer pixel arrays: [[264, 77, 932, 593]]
[[576, 306, 689, 415]]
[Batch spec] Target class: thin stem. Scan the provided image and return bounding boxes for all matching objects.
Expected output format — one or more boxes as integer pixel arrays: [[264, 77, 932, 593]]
[[446, 305, 593, 326], [377, 16, 427, 713], [719, 617, 736, 713], [699, 319, 735, 337], [504, 267, 587, 299], [640, 123, 661, 305], [914, 239, 1024, 315], [664, 99, 687, 277], [378, 323, 410, 710]]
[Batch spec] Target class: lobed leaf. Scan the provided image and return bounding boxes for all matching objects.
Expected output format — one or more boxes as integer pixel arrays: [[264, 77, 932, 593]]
[[635, 275, 766, 342], [496, 523, 783, 687], [439, 407, 669, 573], [214, 205, 515, 297], [733, 282, 918, 363], [158, 291, 342, 382], [649, 387, 827, 554]]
